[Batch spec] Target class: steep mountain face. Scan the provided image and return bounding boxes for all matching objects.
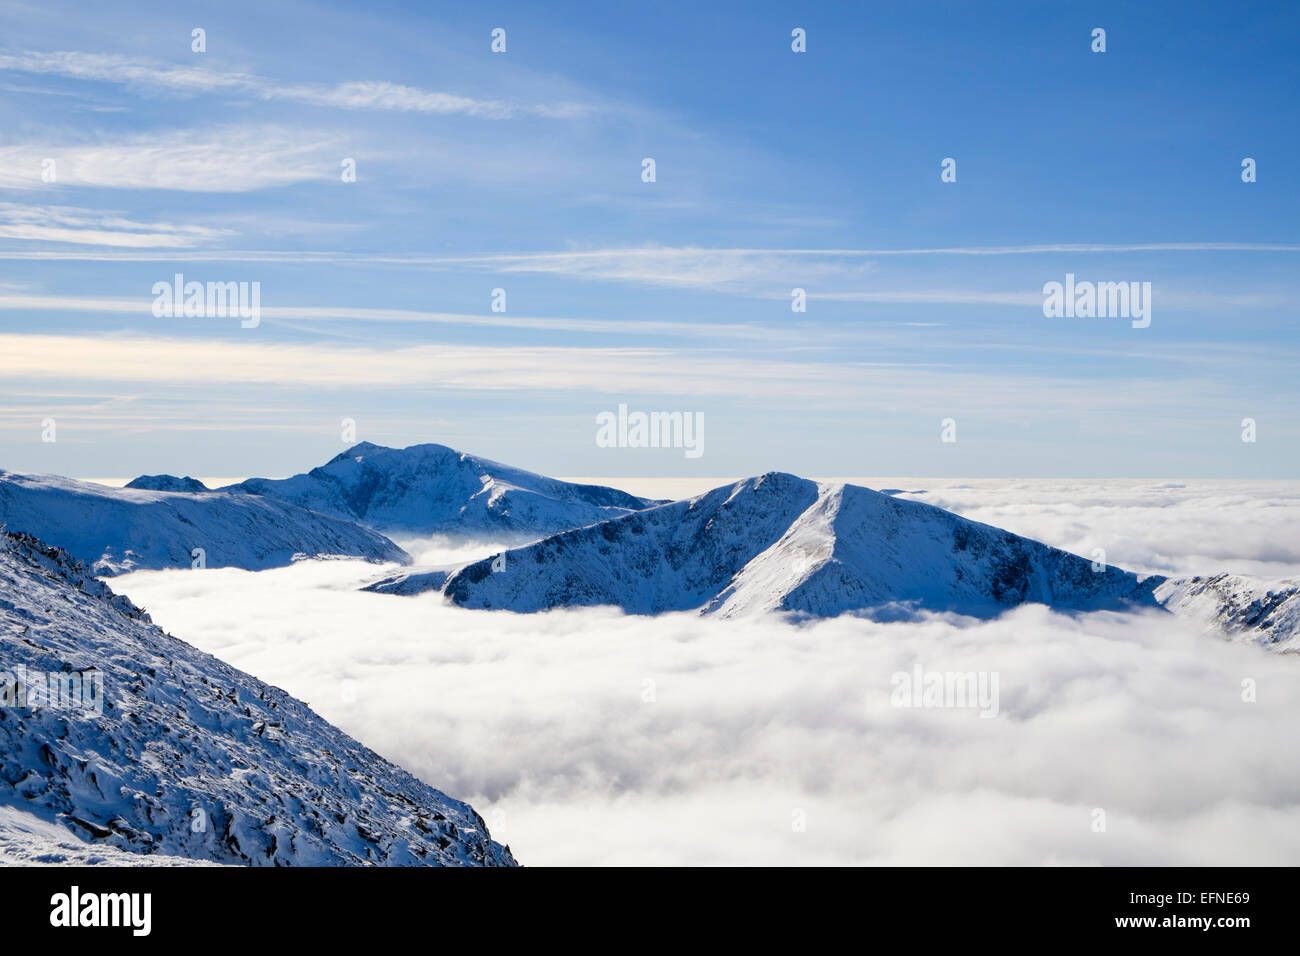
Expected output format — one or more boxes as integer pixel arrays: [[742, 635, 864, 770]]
[[0, 530, 516, 866], [125, 475, 210, 493], [222, 441, 661, 537], [367, 473, 1163, 619], [1156, 574, 1300, 653], [0, 470, 408, 575]]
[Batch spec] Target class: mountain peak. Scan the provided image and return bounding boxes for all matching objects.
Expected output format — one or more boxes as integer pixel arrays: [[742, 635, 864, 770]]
[[370, 474, 1165, 620], [124, 474, 210, 493], [227, 441, 659, 536], [325, 441, 397, 466]]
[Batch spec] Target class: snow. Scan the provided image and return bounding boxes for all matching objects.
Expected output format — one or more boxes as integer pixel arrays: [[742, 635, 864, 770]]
[[0, 469, 408, 575], [0, 805, 223, 866], [0, 530, 516, 866], [221, 441, 663, 537]]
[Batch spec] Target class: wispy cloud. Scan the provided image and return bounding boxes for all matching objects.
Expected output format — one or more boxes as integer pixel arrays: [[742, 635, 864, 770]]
[[0, 203, 233, 246], [803, 289, 1291, 309], [0, 332, 918, 397], [2, 242, 1298, 264], [421, 242, 1300, 268], [0, 51, 588, 119], [0, 332, 1260, 422], [0, 126, 338, 191], [0, 293, 789, 340]]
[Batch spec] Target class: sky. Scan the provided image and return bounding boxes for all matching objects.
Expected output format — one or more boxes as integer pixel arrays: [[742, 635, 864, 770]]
[[0, 0, 1297, 480]]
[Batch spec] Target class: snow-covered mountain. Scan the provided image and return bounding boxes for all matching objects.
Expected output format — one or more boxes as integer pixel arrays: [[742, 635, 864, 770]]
[[125, 474, 211, 493], [0, 530, 516, 866], [366, 473, 1163, 619], [0, 470, 408, 575], [1156, 574, 1300, 653], [221, 441, 661, 537]]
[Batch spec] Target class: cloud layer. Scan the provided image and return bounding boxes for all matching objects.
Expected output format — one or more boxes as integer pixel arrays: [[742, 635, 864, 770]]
[[114, 488, 1300, 866]]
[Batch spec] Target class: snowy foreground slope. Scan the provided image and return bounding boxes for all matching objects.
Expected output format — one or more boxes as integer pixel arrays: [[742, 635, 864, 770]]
[[0, 805, 223, 866], [220, 441, 661, 537], [0, 530, 515, 866], [367, 473, 1162, 618], [0, 470, 408, 575]]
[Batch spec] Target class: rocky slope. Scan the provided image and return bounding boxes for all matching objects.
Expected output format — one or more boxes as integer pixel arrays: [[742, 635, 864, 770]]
[[1156, 574, 1300, 653], [0, 530, 515, 866]]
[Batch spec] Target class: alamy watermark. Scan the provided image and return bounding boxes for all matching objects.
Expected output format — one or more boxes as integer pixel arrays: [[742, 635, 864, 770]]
[[152, 273, 260, 328], [890, 663, 999, 718], [1, 665, 103, 716], [596, 403, 703, 459], [1043, 273, 1151, 328]]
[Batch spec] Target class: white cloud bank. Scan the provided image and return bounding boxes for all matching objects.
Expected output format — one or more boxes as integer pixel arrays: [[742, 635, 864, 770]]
[[114, 486, 1300, 866], [893, 479, 1300, 579]]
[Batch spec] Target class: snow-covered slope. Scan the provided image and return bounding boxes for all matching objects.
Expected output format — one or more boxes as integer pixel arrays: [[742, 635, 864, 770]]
[[222, 441, 661, 537], [1156, 574, 1300, 653], [0, 470, 408, 575], [0, 530, 515, 866], [0, 805, 225, 866], [367, 473, 1163, 618]]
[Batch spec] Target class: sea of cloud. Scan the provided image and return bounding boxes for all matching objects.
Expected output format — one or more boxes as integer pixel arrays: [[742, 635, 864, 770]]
[[890, 478, 1300, 580], [114, 479, 1300, 866]]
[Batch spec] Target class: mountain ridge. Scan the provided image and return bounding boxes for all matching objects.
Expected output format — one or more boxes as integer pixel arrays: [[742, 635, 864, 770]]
[[0, 469, 408, 575], [367, 472, 1166, 620], [220, 441, 664, 537]]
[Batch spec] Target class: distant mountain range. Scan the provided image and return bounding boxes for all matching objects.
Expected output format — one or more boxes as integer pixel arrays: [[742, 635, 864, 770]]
[[365, 473, 1164, 620], [125, 474, 211, 493], [219, 441, 662, 538], [0, 529, 515, 866], [0, 470, 407, 575], [2, 442, 1294, 652]]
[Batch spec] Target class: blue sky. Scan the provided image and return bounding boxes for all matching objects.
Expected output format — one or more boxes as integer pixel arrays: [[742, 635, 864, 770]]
[[0, 0, 1296, 480]]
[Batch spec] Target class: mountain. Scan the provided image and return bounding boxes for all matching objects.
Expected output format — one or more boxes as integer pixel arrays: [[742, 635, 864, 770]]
[[0, 529, 516, 866], [221, 441, 661, 538], [125, 474, 210, 493], [0, 470, 408, 575], [1156, 574, 1300, 653], [365, 473, 1163, 618]]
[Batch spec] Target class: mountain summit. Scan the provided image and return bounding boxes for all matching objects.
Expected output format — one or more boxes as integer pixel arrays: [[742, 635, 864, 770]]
[[124, 474, 210, 493], [223, 442, 662, 538], [367, 473, 1164, 619]]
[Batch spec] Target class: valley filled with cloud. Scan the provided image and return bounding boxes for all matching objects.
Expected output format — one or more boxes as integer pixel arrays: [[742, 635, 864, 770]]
[[114, 480, 1300, 866]]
